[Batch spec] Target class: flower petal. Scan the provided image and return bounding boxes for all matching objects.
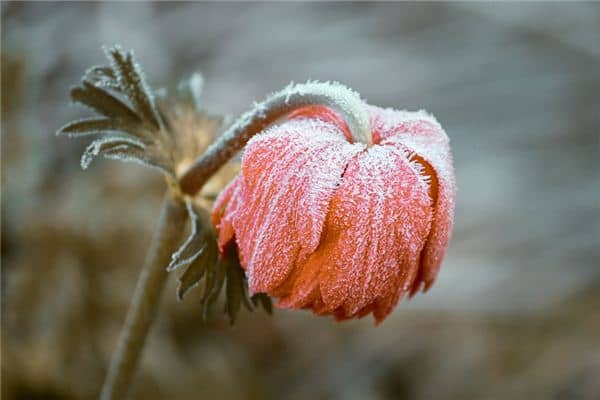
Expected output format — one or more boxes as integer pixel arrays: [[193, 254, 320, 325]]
[[212, 176, 244, 253], [370, 106, 456, 294], [233, 117, 365, 294], [280, 144, 433, 323], [286, 105, 353, 142]]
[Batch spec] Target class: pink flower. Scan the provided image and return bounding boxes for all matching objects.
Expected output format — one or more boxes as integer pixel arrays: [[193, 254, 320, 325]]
[[212, 105, 455, 323]]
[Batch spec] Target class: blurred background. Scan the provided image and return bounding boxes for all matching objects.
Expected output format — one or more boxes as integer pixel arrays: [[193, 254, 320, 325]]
[[2, 2, 599, 399]]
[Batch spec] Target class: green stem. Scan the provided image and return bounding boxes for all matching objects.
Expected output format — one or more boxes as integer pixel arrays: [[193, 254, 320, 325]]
[[100, 191, 187, 400]]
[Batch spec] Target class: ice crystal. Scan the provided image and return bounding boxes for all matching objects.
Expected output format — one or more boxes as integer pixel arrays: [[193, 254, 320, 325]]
[[57, 45, 222, 179], [212, 104, 455, 323]]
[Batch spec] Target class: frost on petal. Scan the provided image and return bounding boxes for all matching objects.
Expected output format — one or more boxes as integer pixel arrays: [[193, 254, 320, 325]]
[[233, 118, 365, 294], [211, 176, 244, 254], [278, 144, 433, 323], [286, 105, 353, 142], [370, 106, 456, 294]]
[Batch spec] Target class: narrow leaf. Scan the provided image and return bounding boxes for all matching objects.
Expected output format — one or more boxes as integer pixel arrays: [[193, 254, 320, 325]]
[[107, 46, 162, 129], [83, 66, 120, 92], [80, 135, 144, 169], [206, 259, 226, 309], [251, 293, 273, 315], [224, 247, 253, 312], [225, 262, 243, 324], [57, 117, 141, 138], [178, 73, 204, 111], [70, 82, 140, 122], [177, 255, 210, 300], [168, 200, 210, 271], [84, 65, 116, 81], [200, 263, 216, 321], [103, 145, 172, 174]]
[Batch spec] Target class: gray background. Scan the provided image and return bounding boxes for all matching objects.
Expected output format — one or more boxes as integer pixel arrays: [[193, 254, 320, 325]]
[[2, 2, 599, 399]]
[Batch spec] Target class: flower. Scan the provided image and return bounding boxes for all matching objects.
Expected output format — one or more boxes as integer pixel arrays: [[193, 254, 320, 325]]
[[212, 104, 455, 323]]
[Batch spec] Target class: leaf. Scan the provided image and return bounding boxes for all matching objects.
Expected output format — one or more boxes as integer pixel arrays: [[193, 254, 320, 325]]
[[106, 46, 162, 130], [56, 117, 142, 138], [225, 261, 242, 324], [175, 200, 221, 300], [80, 135, 144, 169], [199, 258, 228, 322], [170, 243, 207, 273], [177, 251, 211, 300], [155, 100, 173, 133], [200, 264, 215, 321], [103, 144, 172, 174], [202, 259, 225, 321], [177, 73, 204, 111], [84, 65, 116, 82], [226, 248, 253, 311], [251, 293, 273, 315], [83, 65, 120, 92], [168, 200, 210, 272], [171, 200, 273, 323], [58, 117, 116, 137], [70, 81, 140, 123], [61, 45, 225, 181]]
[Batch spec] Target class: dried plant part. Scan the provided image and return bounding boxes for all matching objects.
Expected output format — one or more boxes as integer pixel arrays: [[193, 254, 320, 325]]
[[57, 45, 272, 326], [57, 45, 222, 179], [171, 200, 272, 323]]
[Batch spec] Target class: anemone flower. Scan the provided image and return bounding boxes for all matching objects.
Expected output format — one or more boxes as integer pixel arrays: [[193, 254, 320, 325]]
[[212, 104, 455, 323]]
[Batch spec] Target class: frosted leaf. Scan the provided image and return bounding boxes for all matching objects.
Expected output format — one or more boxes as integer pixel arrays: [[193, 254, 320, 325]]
[[105, 45, 163, 130], [80, 135, 144, 169], [173, 200, 219, 300], [70, 81, 140, 122], [198, 259, 225, 320], [168, 200, 209, 272], [178, 72, 204, 111], [170, 245, 206, 273], [62, 45, 221, 179], [56, 117, 143, 139], [81, 65, 122, 93], [251, 293, 272, 314], [92, 78, 123, 93], [170, 198, 272, 321], [225, 256, 253, 323], [83, 65, 116, 83], [103, 145, 172, 175], [177, 261, 208, 301]]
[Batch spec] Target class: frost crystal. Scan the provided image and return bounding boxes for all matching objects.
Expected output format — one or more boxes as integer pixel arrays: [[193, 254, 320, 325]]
[[58, 45, 222, 179], [212, 103, 456, 324]]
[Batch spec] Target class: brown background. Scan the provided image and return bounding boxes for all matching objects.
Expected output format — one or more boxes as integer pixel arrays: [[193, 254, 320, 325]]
[[2, 2, 600, 399]]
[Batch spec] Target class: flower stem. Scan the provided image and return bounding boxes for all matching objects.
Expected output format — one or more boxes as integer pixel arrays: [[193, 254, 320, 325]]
[[99, 82, 371, 398], [179, 81, 371, 196], [100, 191, 187, 400]]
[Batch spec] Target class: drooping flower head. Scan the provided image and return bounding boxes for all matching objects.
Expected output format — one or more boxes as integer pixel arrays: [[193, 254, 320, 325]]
[[212, 92, 455, 324]]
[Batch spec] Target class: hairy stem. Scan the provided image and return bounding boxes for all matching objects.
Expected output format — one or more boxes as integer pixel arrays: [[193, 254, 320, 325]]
[[179, 81, 371, 196], [100, 192, 187, 400]]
